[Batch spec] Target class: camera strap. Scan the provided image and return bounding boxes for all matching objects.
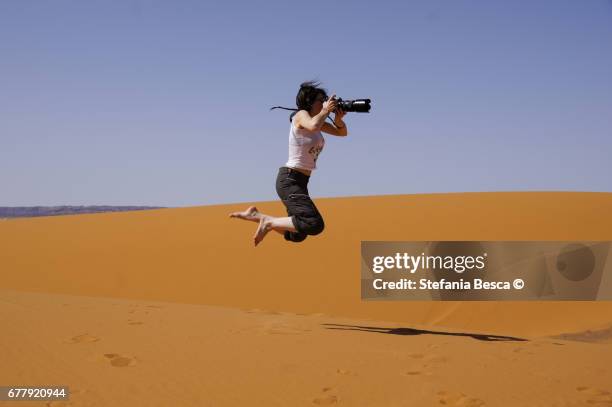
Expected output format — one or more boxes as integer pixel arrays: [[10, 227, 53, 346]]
[[270, 106, 343, 129], [269, 106, 297, 112]]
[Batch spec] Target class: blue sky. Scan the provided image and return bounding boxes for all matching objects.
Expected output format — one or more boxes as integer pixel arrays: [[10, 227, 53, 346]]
[[1, 0, 611, 206]]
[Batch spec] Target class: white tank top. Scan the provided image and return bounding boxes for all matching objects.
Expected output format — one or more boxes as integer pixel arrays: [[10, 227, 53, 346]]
[[285, 120, 325, 171]]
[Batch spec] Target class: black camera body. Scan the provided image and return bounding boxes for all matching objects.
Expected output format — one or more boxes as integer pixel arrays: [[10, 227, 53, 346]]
[[330, 97, 371, 113]]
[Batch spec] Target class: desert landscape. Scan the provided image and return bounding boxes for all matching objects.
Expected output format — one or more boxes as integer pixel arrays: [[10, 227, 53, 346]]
[[1, 191, 612, 406]]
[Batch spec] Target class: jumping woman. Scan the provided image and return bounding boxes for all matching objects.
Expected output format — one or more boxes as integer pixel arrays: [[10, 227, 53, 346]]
[[229, 81, 349, 246]]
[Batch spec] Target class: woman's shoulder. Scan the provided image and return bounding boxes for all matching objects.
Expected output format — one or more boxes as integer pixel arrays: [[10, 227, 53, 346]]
[[293, 110, 323, 135], [292, 110, 310, 129]]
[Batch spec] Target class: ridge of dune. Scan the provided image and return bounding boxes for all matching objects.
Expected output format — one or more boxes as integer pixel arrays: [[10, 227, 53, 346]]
[[1, 191, 612, 337]]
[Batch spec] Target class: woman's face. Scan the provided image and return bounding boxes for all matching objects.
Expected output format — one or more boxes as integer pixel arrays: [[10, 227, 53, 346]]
[[309, 93, 327, 115]]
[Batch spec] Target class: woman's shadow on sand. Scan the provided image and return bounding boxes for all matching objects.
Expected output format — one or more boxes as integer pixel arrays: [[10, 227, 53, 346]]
[[322, 323, 528, 342]]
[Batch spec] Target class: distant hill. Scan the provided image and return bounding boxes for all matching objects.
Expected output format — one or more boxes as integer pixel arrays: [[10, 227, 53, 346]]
[[0, 206, 166, 218]]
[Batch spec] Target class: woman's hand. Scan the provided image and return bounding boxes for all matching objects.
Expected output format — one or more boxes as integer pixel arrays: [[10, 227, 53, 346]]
[[322, 94, 337, 114], [334, 108, 346, 121]]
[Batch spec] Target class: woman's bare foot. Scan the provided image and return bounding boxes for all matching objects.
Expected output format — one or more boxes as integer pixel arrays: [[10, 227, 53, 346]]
[[253, 215, 273, 246], [229, 206, 260, 222]]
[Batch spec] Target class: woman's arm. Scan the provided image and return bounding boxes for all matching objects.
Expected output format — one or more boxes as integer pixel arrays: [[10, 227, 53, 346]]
[[321, 121, 348, 137], [321, 108, 348, 136], [294, 96, 338, 131], [294, 110, 329, 132]]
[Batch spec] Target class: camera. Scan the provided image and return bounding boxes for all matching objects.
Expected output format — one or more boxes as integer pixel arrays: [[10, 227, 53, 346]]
[[329, 97, 371, 113]]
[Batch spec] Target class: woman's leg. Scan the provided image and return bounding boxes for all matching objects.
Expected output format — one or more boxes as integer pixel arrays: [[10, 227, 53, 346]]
[[252, 214, 297, 246], [229, 206, 298, 243]]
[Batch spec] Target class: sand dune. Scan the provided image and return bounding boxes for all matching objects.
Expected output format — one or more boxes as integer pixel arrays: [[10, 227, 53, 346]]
[[1, 192, 612, 406], [2, 192, 612, 336]]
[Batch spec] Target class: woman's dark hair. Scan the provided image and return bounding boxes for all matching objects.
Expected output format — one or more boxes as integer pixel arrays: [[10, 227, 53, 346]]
[[290, 81, 328, 122], [269, 80, 329, 122]]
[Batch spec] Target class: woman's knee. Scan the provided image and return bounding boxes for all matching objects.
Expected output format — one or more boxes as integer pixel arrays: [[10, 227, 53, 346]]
[[284, 231, 308, 242], [301, 215, 325, 236], [286, 194, 324, 236]]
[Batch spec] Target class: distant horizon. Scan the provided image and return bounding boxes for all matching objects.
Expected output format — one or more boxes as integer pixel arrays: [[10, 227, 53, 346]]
[[2, 189, 611, 209], [0, 204, 166, 219]]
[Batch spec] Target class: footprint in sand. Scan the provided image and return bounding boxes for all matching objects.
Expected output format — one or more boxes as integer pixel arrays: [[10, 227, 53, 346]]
[[67, 333, 99, 344], [313, 387, 338, 405], [576, 386, 612, 405], [402, 360, 435, 377], [404, 369, 434, 377], [436, 390, 485, 406], [103, 353, 137, 367], [426, 354, 449, 364]]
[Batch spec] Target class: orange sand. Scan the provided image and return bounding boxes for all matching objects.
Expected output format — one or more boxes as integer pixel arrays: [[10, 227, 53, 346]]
[[1, 192, 611, 406]]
